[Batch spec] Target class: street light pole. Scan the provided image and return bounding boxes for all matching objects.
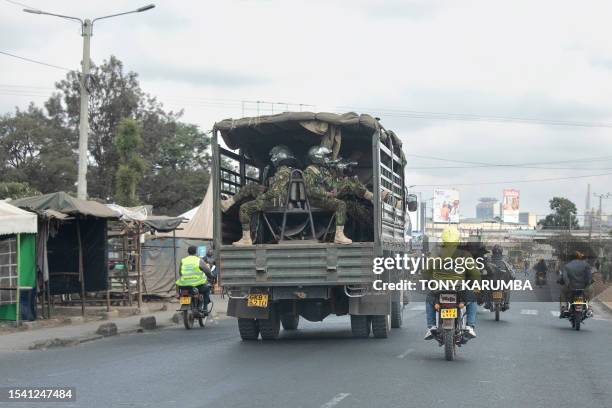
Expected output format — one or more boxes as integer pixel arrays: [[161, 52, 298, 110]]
[[23, 4, 156, 200]]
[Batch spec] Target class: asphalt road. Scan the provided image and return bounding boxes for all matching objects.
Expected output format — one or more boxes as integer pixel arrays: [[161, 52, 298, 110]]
[[1, 278, 611, 408]]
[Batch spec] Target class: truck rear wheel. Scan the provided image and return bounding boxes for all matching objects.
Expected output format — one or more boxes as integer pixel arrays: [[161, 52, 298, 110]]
[[371, 315, 390, 338], [281, 314, 299, 330], [259, 310, 281, 340], [350, 315, 370, 338], [391, 301, 403, 328], [238, 318, 259, 341]]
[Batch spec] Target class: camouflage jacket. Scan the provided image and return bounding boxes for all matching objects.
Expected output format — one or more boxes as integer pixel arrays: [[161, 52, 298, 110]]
[[262, 165, 292, 203], [303, 165, 336, 193]]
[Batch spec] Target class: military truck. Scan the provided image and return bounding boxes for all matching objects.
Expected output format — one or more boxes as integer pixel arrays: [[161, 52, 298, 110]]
[[212, 112, 416, 340]]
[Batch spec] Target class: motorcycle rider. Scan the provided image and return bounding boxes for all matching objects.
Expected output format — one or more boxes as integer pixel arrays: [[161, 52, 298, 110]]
[[534, 259, 548, 283], [423, 227, 480, 340], [483, 244, 514, 310], [558, 251, 593, 318], [176, 246, 215, 312]]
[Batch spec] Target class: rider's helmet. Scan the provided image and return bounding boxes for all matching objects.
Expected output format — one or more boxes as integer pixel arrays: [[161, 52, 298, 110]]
[[440, 226, 460, 246], [492, 245, 503, 257], [307, 145, 333, 166], [269, 145, 297, 168]]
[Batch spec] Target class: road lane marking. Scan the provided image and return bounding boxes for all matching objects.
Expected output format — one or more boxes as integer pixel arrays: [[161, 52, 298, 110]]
[[397, 348, 415, 359], [550, 311, 560, 317], [410, 305, 425, 311], [321, 393, 350, 408], [520, 309, 538, 315]]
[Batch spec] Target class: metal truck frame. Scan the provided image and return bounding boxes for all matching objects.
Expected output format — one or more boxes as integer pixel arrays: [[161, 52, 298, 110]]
[[212, 112, 413, 340]]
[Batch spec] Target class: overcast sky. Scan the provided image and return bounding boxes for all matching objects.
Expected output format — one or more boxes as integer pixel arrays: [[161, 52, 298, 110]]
[[2, 0, 612, 220]]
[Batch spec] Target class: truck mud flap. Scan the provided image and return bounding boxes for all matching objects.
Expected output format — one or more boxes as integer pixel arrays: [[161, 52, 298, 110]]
[[227, 298, 270, 319], [349, 293, 391, 316]]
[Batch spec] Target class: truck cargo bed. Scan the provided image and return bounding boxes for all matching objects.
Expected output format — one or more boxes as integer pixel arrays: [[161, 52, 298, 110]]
[[220, 242, 374, 287]]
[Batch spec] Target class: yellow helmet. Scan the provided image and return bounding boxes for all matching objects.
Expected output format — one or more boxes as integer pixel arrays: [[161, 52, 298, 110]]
[[441, 226, 460, 245]]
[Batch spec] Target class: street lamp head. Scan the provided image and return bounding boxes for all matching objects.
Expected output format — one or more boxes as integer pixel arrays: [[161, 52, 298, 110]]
[[136, 4, 155, 12], [23, 8, 42, 14]]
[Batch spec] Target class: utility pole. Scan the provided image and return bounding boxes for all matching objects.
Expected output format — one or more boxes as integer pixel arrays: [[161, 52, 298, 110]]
[[78, 20, 92, 200], [593, 192, 612, 243], [23, 4, 156, 200]]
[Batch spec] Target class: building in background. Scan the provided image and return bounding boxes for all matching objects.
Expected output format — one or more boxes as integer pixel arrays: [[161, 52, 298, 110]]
[[476, 197, 500, 219], [519, 212, 537, 228]]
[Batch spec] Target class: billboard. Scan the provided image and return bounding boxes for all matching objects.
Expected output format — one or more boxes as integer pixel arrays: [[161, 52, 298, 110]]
[[433, 189, 460, 223], [502, 189, 520, 223]]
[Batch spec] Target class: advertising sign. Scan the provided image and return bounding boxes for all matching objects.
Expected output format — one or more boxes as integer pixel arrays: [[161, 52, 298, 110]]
[[433, 189, 460, 223], [502, 189, 520, 223]]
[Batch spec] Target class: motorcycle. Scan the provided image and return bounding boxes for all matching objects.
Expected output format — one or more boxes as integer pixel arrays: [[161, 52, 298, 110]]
[[177, 285, 214, 329], [433, 292, 471, 361], [562, 289, 592, 331], [484, 289, 508, 321], [535, 270, 547, 287]]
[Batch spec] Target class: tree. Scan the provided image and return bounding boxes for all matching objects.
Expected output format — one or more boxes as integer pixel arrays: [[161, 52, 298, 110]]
[[0, 104, 76, 194], [0, 182, 40, 200], [538, 197, 579, 229], [49, 55, 210, 214], [138, 123, 210, 215], [114, 118, 146, 206]]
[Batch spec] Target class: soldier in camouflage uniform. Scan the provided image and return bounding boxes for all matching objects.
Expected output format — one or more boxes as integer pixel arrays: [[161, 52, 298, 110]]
[[304, 146, 377, 244], [232, 145, 296, 246]]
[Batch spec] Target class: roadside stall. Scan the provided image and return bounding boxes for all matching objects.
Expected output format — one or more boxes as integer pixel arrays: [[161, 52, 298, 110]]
[[106, 204, 183, 306], [12, 192, 118, 317], [0, 201, 37, 323]]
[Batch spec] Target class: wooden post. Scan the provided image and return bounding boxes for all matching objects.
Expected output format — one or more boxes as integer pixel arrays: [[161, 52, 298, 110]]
[[76, 220, 85, 317], [16, 234, 21, 327], [137, 223, 142, 310], [173, 229, 177, 281]]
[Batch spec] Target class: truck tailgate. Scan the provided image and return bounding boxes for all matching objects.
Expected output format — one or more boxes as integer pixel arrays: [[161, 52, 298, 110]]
[[220, 242, 374, 287]]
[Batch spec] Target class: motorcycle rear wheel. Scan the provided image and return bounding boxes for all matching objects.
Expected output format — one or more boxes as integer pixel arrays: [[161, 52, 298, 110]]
[[444, 330, 455, 361], [183, 310, 194, 330], [574, 312, 581, 331], [495, 304, 500, 321]]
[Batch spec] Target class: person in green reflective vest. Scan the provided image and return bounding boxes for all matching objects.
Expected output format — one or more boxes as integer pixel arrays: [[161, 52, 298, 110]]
[[176, 246, 215, 310]]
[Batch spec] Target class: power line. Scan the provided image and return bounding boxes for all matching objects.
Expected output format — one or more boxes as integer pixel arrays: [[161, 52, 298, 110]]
[[405, 153, 612, 167], [412, 172, 612, 187], [0, 50, 71, 71]]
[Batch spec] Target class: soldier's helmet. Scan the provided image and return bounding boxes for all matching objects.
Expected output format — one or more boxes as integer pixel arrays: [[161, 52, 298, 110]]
[[307, 145, 332, 165], [269, 145, 296, 168], [492, 245, 503, 257]]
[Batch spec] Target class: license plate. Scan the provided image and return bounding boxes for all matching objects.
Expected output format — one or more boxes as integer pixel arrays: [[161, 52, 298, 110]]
[[440, 308, 457, 319], [180, 296, 191, 305], [247, 294, 269, 308], [492, 291, 503, 300], [573, 298, 585, 304]]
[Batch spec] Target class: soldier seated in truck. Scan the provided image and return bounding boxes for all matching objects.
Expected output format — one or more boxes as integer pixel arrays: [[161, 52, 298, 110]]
[[231, 145, 298, 246]]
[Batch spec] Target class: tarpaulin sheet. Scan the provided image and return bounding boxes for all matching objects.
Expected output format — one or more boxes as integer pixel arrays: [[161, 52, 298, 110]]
[[13, 192, 118, 218], [0, 201, 37, 236], [47, 219, 108, 295], [141, 237, 210, 296]]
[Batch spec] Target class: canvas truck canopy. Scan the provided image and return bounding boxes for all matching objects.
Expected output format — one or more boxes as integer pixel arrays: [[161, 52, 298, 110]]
[[12, 191, 118, 218], [215, 111, 405, 166], [0, 201, 37, 236]]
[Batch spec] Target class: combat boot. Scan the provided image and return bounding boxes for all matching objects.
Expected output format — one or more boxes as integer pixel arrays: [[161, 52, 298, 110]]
[[232, 229, 253, 246], [334, 226, 352, 244], [363, 190, 374, 203], [220, 196, 235, 213]]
